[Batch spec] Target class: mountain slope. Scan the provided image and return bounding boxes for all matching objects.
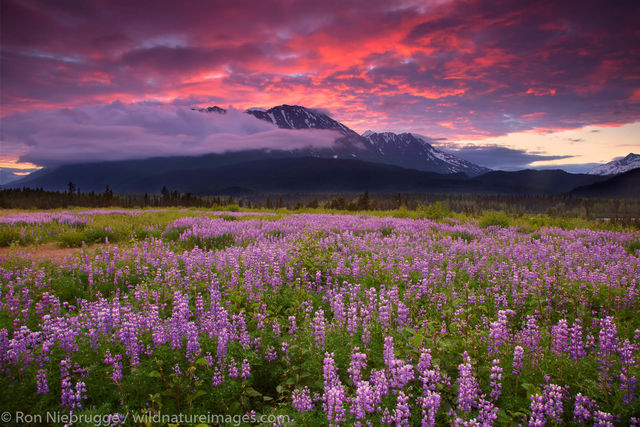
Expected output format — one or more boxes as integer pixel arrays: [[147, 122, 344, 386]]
[[472, 169, 608, 195], [588, 153, 640, 175], [7, 156, 470, 194], [246, 105, 357, 136], [571, 168, 640, 197], [362, 131, 489, 176]]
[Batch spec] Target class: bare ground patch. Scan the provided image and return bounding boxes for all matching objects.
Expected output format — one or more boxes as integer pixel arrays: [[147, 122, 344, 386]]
[[0, 243, 103, 262]]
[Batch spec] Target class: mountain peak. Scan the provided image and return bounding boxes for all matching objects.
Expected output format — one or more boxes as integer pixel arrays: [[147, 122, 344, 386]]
[[245, 104, 355, 135], [362, 130, 488, 176], [193, 106, 227, 114], [588, 153, 640, 175]]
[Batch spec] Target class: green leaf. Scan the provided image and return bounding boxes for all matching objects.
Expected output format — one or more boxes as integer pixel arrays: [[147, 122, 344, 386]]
[[195, 357, 209, 366], [411, 334, 424, 348], [521, 383, 539, 397], [245, 387, 262, 397], [192, 390, 207, 400], [148, 370, 162, 378], [263, 396, 273, 401]]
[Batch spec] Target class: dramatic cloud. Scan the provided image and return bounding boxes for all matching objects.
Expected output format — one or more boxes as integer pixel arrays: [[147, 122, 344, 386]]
[[434, 143, 574, 170], [1, 102, 340, 166], [1, 0, 639, 169]]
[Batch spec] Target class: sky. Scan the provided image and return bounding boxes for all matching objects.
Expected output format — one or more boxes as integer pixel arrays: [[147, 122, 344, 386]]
[[1, 0, 639, 173]]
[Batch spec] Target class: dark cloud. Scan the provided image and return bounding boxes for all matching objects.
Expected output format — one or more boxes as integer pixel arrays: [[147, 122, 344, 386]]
[[434, 143, 575, 170]]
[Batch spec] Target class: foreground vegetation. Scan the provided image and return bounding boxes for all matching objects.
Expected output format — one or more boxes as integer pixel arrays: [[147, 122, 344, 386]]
[[0, 208, 638, 425]]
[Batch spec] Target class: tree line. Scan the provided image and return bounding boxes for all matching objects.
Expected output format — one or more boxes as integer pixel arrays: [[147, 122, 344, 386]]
[[1, 186, 639, 223]]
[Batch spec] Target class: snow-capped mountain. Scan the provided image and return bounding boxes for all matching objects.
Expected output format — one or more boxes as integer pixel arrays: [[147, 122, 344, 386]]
[[196, 104, 490, 176], [362, 131, 490, 176], [246, 105, 358, 137], [588, 153, 640, 175]]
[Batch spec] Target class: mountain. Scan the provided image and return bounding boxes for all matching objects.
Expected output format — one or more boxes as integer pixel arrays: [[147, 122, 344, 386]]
[[7, 154, 618, 196], [571, 168, 640, 198], [361, 131, 490, 176], [197, 104, 489, 176], [5, 156, 470, 194], [471, 169, 608, 195], [588, 153, 640, 175], [0, 168, 41, 185], [0, 170, 24, 185], [246, 105, 357, 136]]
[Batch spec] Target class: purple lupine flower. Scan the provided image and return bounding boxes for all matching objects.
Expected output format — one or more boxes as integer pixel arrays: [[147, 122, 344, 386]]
[[240, 359, 251, 379], [60, 359, 74, 409], [36, 368, 49, 394], [417, 348, 441, 393], [264, 346, 278, 361], [370, 368, 389, 402], [227, 358, 239, 378], [311, 309, 326, 349], [519, 314, 541, 361], [324, 385, 347, 424], [477, 397, 498, 425], [593, 410, 615, 426], [72, 381, 87, 410], [272, 320, 281, 337], [347, 348, 367, 385], [528, 393, 546, 426], [322, 352, 347, 425], [512, 345, 524, 375], [551, 319, 569, 357], [323, 352, 341, 390], [542, 383, 565, 422], [418, 390, 441, 427], [350, 381, 375, 421], [211, 367, 224, 386], [381, 407, 393, 425], [489, 359, 502, 401], [618, 339, 637, 404], [173, 364, 182, 376], [389, 358, 415, 390], [288, 316, 297, 335], [573, 393, 594, 424], [456, 351, 479, 412], [393, 391, 411, 427], [185, 321, 200, 359], [568, 318, 586, 360], [292, 387, 314, 413], [598, 316, 618, 390], [281, 341, 290, 358], [488, 309, 514, 355], [383, 335, 395, 368], [111, 358, 123, 383], [361, 327, 371, 348]]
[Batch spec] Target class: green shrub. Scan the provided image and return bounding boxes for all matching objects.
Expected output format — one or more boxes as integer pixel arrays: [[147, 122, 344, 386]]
[[58, 231, 86, 247], [479, 210, 512, 228], [0, 227, 21, 247]]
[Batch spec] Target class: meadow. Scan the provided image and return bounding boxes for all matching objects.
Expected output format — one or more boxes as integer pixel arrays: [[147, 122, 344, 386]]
[[0, 208, 638, 426]]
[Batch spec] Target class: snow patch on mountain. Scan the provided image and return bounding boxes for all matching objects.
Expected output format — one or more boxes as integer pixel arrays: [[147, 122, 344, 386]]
[[588, 153, 640, 175]]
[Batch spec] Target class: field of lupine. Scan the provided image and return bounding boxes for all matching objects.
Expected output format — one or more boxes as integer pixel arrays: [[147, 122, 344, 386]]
[[0, 208, 639, 426]]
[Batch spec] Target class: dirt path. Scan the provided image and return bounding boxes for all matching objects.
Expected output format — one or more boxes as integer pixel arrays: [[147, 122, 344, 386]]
[[0, 243, 98, 262]]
